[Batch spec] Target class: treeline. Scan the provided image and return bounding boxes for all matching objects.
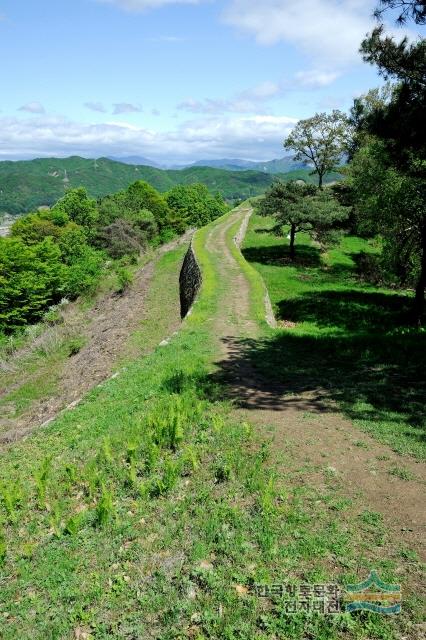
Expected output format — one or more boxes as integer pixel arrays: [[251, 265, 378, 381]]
[[0, 180, 227, 333], [0, 157, 276, 215], [260, 1, 425, 324]]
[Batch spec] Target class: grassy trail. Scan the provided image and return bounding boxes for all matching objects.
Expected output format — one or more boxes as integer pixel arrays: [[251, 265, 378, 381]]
[[0, 205, 424, 639], [198, 206, 425, 564]]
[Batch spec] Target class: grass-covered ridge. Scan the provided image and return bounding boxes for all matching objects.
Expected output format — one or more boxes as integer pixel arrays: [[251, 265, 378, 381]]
[[242, 212, 426, 460], [0, 207, 421, 639]]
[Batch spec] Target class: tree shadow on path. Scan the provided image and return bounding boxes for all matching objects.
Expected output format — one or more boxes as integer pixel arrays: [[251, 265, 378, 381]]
[[210, 288, 425, 451]]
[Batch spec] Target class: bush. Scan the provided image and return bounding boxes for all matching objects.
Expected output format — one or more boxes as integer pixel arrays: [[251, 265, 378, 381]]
[[62, 246, 105, 299], [0, 237, 64, 332], [96, 219, 143, 259], [166, 183, 227, 231], [115, 266, 134, 294]]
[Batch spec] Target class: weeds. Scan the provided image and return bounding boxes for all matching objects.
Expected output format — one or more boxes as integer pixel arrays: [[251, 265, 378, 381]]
[[0, 482, 23, 523], [95, 484, 114, 527], [388, 466, 414, 481], [34, 457, 52, 509]]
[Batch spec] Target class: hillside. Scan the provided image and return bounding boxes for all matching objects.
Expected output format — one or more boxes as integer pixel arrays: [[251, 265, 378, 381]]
[[0, 157, 275, 215], [0, 156, 342, 216], [0, 204, 424, 639], [190, 156, 305, 173]]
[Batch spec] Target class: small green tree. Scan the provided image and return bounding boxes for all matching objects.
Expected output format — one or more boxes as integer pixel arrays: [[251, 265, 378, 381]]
[[0, 237, 64, 331], [53, 187, 98, 229], [166, 183, 227, 231], [284, 111, 351, 188], [124, 181, 170, 228], [259, 181, 349, 259]]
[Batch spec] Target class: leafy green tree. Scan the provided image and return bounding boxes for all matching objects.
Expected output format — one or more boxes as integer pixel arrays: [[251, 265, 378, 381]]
[[62, 246, 105, 299], [124, 208, 158, 241], [284, 111, 351, 188], [53, 187, 98, 229], [259, 181, 349, 259], [124, 181, 170, 228], [0, 237, 64, 331], [11, 213, 64, 245], [165, 183, 227, 232], [58, 223, 90, 264]]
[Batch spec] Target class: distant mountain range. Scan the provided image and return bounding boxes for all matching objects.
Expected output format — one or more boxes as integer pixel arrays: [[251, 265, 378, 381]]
[[108, 155, 305, 174], [0, 156, 342, 216]]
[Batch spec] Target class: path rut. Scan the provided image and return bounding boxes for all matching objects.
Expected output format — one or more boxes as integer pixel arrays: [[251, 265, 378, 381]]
[[204, 205, 426, 565]]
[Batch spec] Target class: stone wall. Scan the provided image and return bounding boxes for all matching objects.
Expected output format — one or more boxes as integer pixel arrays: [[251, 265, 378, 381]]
[[179, 243, 202, 318]]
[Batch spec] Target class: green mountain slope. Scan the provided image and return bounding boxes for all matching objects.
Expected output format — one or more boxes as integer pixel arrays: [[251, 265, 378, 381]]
[[0, 156, 343, 215], [0, 157, 275, 215]]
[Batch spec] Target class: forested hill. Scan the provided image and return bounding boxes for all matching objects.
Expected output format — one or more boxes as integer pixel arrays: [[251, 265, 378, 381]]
[[0, 156, 342, 215], [0, 156, 276, 215]]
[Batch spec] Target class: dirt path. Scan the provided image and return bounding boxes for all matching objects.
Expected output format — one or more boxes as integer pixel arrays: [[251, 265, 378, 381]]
[[204, 205, 426, 564], [0, 233, 190, 445]]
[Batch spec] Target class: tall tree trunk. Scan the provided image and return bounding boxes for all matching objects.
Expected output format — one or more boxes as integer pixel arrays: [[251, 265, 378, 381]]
[[414, 222, 426, 326], [289, 223, 296, 260], [318, 172, 324, 189]]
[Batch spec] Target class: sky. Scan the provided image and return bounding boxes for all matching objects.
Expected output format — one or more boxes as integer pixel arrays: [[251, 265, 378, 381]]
[[0, 0, 420, 164]]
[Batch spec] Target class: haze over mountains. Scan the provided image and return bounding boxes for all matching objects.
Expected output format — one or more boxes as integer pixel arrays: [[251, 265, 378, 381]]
[[109, 156, 304, 174]]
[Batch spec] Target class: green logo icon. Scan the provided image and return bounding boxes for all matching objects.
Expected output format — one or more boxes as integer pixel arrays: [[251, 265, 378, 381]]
[[344, 571, 401, 614]]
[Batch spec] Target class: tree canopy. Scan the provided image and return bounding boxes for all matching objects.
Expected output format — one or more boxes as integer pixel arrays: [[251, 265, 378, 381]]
[[351, 2, 426, 323], [374, 0, 426, 24], [284, 111, 350, 188], [259, 181, 349, 259]]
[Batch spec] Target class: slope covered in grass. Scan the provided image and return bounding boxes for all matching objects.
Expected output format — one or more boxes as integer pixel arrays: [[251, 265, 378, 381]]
[[242, 213, 426, 460], [0, 206, 421, 639]]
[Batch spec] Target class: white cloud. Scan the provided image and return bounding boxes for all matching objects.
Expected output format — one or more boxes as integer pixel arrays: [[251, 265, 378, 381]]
[[85, 101, 107, 113], [294, 69, 340, 88], [96, 0, 202, 11], [243, 81, 280, 99], [223, 0, 376, 66], [18, 101, 46, 114], [0, 113, 298, 163], [113, 102, 142, 114], [178, 80, 281, 114]]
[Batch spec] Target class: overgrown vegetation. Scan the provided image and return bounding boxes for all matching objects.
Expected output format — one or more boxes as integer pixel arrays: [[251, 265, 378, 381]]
[[0, 180, 226, 333]]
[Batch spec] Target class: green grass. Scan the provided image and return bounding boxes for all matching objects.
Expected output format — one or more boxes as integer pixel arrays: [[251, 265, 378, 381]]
[[0, 208, 421, 639], [0, 243, 186, 429], [242, 213, 426, 460]]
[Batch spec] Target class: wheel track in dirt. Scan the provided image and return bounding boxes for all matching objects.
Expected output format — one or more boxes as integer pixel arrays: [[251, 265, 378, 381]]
[[202, 205, 426, 569]]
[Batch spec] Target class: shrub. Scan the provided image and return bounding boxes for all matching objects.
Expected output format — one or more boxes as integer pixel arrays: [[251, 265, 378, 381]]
[[115, 266, 134, 294], [96, 219, 142, 259], [62, 246, 104, 299]]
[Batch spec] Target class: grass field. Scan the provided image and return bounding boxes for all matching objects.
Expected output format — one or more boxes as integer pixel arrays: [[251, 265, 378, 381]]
[[0, 208, 423, 639], [242, 213, 426, 461]]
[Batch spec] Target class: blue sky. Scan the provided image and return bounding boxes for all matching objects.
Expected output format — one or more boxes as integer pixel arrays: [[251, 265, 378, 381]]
[[0, 0, 419, 163]]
